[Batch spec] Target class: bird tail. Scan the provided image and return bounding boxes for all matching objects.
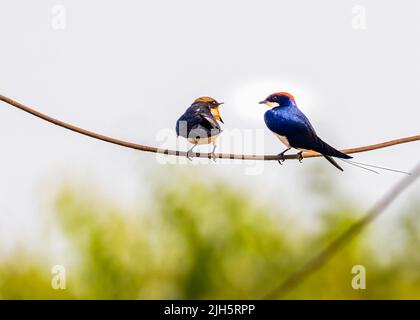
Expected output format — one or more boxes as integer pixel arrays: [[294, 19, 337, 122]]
[[316, 137, 352, 159], [322, 154, 344, 171], [339, 159, 411, 175], [319, 155, 411, 174], [310, 137, 352, 171]]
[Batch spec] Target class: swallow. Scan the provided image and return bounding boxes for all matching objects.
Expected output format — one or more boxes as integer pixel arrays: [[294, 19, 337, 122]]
[[259, 92, 352, 171], [176, 96, 224, 160]]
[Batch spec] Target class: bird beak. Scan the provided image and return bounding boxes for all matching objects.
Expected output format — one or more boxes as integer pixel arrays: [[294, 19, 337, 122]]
[[259, 100, 267, 105], [217, 103, 224, 123], [210, 104, 224, 124]]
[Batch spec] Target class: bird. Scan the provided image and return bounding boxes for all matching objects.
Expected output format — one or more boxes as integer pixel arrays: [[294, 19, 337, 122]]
[[176, 96, 224, 160], [259, 92, 352, 171]]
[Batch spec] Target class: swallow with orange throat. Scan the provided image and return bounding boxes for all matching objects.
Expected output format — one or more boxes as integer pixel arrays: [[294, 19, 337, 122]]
[[176, 96, 224, 161]]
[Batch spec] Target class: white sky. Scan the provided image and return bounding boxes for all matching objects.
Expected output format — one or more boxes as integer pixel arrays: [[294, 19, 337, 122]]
[[0, 0, 419, 253]]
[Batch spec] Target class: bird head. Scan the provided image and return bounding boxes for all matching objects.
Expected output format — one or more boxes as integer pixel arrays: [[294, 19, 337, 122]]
[[194, 96, 224, 123], [259, 92, 295, 108]]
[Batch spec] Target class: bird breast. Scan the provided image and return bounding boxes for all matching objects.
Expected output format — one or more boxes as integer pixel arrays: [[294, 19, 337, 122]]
[[188, 134, 220, 145], [274, 134, 291, 148]]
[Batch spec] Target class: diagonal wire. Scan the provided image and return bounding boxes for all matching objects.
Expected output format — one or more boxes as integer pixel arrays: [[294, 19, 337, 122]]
[[264, 161, 420, 299]]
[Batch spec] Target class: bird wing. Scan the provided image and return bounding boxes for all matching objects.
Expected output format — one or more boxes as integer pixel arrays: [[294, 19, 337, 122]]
[[285, 118, 319, 149], [198, 111, 221, 131], [285, 114, 351, 159], [192, 104, 221, 131], [265, 109, 350, 159], [271, 112, 319, 148], [176, 104, 221, 138]]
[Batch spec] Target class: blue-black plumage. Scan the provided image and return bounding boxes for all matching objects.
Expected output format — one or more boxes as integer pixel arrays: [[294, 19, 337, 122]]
[[260, 92, 352, 171], [176, 96, 224, 160]]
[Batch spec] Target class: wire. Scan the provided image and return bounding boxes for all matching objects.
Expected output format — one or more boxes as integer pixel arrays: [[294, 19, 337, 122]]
[[1, 94, 419, 161]]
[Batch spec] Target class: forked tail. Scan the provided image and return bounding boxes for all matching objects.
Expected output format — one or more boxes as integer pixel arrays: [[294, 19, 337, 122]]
[[323, 154, 344, 171]]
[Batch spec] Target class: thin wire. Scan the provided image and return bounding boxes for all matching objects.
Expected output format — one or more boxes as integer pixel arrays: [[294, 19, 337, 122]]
[[264, 161, 420, 299], [1, 94, 419, 161]]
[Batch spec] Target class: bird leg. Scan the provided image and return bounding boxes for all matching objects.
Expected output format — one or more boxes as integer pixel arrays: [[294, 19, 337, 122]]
[[186, 144, 197, 161], [297, 151, 303, 163], [277, 147, 291, 164], [210, 143, 217, 162]]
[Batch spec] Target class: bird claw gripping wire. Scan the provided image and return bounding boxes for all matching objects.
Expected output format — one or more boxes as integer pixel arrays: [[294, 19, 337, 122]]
[[277, 148, 291, 165], [186, 145, 196, 161], [297, 151, 303, 163], [210, 144, 217, 163]]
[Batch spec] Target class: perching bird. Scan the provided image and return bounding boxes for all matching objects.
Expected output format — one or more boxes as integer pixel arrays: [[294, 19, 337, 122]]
[[259, 92, 352, 171], [176, 96, 224, 160]]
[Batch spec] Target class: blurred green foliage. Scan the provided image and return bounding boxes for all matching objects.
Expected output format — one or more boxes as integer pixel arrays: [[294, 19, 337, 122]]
[[0, 169, 419, 299]]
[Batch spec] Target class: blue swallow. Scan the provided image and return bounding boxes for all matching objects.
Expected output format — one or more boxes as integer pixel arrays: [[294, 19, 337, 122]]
[[176, 96, 224, 160], [259, 92, 352, 171]]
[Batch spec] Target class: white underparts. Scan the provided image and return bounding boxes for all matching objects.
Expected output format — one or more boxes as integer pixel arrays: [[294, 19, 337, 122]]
[[188, 134, 220, 145], [275, 134, 291, 148]]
